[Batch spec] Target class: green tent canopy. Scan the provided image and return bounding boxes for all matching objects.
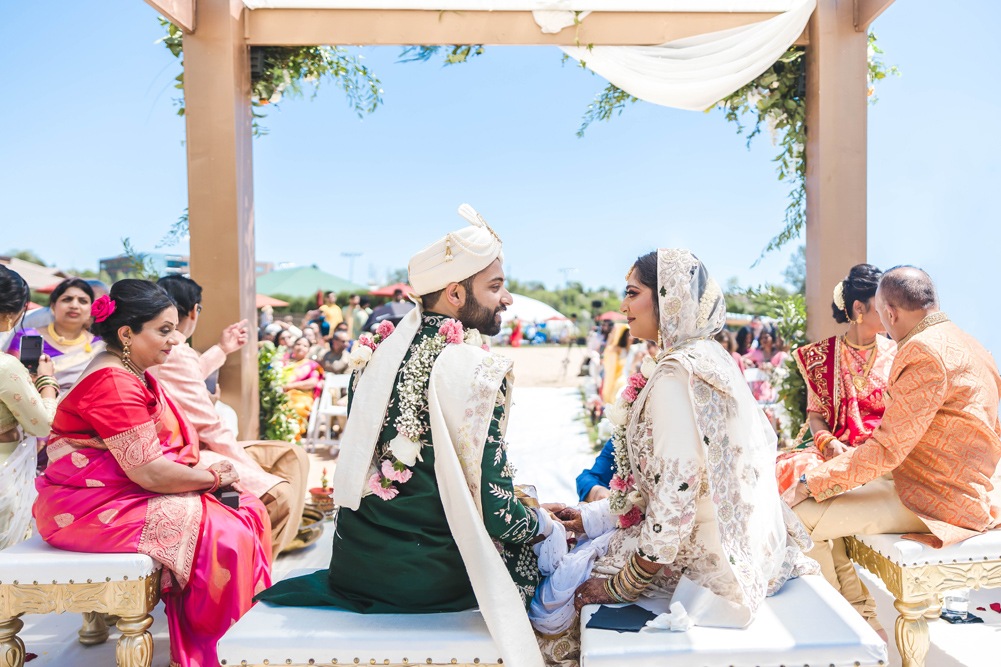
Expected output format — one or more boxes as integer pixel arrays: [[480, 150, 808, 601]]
[[256, 266, 366, 298]]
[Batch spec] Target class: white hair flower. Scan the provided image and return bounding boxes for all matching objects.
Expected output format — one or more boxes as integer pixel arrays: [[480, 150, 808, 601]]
[[833, 282, 846, 311]]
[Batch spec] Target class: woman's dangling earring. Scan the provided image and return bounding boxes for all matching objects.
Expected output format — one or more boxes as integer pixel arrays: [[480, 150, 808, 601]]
[[122, 340, 131, 366], [657, 331, 664, 350]]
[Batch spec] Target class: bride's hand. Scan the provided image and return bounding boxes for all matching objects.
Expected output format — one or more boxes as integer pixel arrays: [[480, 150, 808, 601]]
[[541, 502, 567, 513], [574, 577, 615, 614], [556, 507, 584, 534]]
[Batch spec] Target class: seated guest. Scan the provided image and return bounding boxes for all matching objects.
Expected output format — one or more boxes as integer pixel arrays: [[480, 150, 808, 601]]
[[539, 250, 817, 664], [0, 266, 58, 549], [276, 328, 293, 350], [284, 337, 323, 440], [9, 278, 105, 394], [777, 265, 895, 501], [353, 295, 372, 335], [34, 280, 272, 667], [319, 292, 343, 331], [319, 330, 350, 375], [789, 266, 1001, 638], [261, 322, 281, 344], [714, 329, 744, 371], [153, 275, 309, 559], [575, 438, 614, 503]]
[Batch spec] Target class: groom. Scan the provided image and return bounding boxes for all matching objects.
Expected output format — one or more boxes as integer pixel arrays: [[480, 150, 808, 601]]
[[257, 205, 553, 667]]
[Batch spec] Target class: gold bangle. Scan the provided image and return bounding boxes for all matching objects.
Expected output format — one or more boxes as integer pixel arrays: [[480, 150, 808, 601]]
[[604, 577, 629, 604], [628, 554, 657, 584]]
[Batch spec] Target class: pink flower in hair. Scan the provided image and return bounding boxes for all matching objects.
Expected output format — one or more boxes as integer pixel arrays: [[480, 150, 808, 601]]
[[627, 373, 647, 391], [91, 295, 116, 323], [622, 385, 638, 404], [376, 320, 395, 339], [381, 459, 412, 484], [439, 318, 464, 345], [609, 474, 635, 492], [618, 506, 644, 529], [358, 335, 377, 351], [368, 473, 399, 501]]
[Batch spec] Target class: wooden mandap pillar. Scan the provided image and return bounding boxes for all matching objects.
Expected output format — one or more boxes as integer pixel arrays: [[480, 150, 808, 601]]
[[804, 0, 870, 342], [183, 0, 259, 438]]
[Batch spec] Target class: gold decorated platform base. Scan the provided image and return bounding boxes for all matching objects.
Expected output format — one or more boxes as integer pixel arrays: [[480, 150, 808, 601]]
[[0, 571, 161, 667], [845, 536, 1001, 667]]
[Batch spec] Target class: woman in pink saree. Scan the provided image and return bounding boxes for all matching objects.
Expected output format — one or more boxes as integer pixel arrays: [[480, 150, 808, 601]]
[[33, 280, 271, 667]]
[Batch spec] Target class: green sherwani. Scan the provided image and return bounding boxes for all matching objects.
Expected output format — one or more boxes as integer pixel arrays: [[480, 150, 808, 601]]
[[257, 312, 539, 612]]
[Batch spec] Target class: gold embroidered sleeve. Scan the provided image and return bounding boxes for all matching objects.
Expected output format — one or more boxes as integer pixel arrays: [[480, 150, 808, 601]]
[[104, 422, 163, 471]]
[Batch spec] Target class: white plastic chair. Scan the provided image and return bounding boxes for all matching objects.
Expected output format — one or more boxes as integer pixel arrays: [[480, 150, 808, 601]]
[[304, 373, 350, 453]]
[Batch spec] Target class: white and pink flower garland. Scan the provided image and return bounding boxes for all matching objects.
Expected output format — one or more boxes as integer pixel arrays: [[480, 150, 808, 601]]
[[608, 356, 657, 527], [353, 317, 486, 501]]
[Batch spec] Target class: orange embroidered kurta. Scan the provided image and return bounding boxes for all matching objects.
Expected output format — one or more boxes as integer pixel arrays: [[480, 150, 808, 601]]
[[805, 314, 1001, 547]]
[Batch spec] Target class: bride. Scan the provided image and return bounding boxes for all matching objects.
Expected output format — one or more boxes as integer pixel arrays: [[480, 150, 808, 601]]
[[538, 249, 819, 665]]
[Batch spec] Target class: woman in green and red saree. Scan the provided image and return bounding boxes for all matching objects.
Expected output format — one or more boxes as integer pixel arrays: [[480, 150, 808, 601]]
[[34, 280, 272, 667], [776, 264, 897, 503]]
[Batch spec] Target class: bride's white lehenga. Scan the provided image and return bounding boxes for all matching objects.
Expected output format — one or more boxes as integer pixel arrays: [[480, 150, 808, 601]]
[[532, 249, 819, 666]]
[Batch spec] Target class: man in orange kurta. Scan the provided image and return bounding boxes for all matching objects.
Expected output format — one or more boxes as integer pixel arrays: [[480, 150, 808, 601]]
[[790, 266, 1001, 633]]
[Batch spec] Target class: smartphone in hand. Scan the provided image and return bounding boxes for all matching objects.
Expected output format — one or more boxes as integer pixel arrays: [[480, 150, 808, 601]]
[[19, 335, 43, 374]]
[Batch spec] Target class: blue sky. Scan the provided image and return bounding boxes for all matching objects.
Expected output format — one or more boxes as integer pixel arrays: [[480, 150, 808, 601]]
[[3, 1, 999, 353]]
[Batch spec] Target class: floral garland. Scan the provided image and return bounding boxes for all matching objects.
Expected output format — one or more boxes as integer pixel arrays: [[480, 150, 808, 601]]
[[350, 317, 485, 501], [607, 356, 658, 527]]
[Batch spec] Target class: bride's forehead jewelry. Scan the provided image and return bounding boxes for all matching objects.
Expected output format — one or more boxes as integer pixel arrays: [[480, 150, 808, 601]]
[[625, 267, 634, 281]]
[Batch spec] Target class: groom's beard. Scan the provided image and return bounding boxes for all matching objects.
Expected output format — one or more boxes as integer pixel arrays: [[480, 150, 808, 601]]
[[458, 293, 505, 336]]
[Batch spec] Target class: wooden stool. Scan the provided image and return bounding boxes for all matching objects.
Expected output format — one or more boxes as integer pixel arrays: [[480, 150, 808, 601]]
[[845, 530, 1001, 667], [0, 534, 161, 667]]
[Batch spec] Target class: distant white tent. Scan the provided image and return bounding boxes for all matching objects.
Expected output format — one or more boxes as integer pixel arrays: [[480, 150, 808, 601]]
[[501, 294, 567, 325]]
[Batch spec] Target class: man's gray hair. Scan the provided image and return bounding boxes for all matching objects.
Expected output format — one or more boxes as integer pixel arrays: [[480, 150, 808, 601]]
[[878, 265, 939, 311]]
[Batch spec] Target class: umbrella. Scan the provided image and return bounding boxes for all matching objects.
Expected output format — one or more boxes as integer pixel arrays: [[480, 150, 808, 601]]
[[597, 311, 627, 321], [256, 294, 290, 308], [362, 301, 415, 333], [368, 282, 415, 297], [27, 302, 42, 310]]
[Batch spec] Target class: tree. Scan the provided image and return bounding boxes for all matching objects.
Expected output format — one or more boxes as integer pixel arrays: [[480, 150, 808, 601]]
[[6, 249, 47, 266], [783, 245, 806, 295]]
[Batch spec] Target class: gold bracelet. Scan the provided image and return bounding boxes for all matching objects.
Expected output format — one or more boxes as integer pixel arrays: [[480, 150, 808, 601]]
[[611, 568, 644, 602], [604, 577, 630, 604], [628, 554, 657, 584]]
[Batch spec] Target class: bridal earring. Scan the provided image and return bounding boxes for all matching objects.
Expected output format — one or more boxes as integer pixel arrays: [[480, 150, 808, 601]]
[[657, 331, 663, 350]]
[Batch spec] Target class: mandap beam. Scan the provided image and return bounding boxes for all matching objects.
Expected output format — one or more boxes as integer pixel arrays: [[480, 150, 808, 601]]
[[246, 9, 808, 46], [804, 0, 869, 342], [183, 0, 260, 438], [143, 0, 196, 32], [854, 0, 895, 31]]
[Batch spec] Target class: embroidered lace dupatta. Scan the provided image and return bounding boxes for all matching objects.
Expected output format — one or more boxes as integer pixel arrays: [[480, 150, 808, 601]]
[[625, 249, 815, 621]]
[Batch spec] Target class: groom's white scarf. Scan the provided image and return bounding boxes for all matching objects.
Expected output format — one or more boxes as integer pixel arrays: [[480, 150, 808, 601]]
[[333, 308, 544, 667]]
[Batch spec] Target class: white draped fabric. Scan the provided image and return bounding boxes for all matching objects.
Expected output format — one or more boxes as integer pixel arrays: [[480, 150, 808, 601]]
[[554, 0, 815, 111], [244, 1, 798, 10], [0, 437, 37, 550]]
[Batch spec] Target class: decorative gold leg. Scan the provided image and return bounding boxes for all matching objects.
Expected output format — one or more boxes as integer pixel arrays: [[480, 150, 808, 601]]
[[115, 614, 154, 667], [923, 594, 941, 621], [0, 616, 25, 667], [894, 598, 929, 667], [79, 611, 110, 645]]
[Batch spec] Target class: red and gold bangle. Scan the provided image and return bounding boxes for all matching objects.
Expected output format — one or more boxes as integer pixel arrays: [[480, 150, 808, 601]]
[[207, 468, 221, 493]]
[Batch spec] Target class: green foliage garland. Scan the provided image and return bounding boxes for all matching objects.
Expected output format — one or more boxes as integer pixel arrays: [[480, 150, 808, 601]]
[[156, 18, 383, 137], [258, 342, 298, 442], [745, 285, 809, 444]]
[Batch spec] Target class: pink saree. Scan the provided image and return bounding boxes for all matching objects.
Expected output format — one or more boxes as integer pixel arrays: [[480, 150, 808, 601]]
[[34, 368, 272, 667]]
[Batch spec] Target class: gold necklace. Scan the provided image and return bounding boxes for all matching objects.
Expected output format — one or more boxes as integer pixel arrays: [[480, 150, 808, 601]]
[[118, 354, 149, 388], [843, 334, 877, 351], [48, 323, 91, 351], [842, 337, 877, 392]]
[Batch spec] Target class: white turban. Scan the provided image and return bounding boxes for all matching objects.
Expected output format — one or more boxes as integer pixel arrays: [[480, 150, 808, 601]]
[[408, 204, 504, 296]]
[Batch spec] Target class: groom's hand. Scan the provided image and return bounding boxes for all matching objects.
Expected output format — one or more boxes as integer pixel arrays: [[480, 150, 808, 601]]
[[541, 502, 567, 513]]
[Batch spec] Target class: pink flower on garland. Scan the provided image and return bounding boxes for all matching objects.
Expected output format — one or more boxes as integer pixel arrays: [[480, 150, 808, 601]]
[[619, 506, 644, 528], [358, 335, 377, 351], [627, 373, 647, 391], [439, 318, 464, 345], [609, 474, 635, 492], [368, 473, 399, 501], [376, 320, 396, 339], [381, 459, 413, 484], [622, 385, 638, 404]]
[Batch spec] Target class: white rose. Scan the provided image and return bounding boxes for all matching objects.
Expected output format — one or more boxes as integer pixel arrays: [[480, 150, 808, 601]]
[[347, 345, 373, 371], [641, 356, 658, 380], [389, 433, 422, 467], [464, 328, 483, 347], [626, 490, 647, 513], [607, 399, 630, 427]]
